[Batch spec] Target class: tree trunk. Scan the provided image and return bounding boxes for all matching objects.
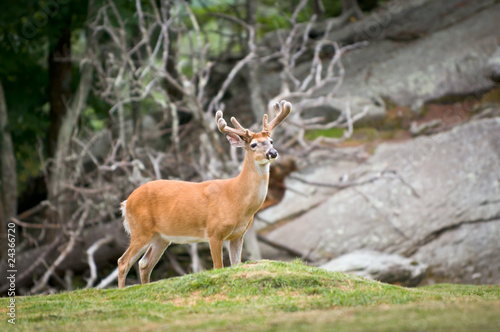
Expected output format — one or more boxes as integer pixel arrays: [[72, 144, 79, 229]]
[[49, 4, 94, 227], [49, 57, 93, 227], [246, 0, 266, 121], [162, 2, 182, 103], [0, 80, 17, 261], [47, 27, 72, 158], [311, 0, 325, 19]]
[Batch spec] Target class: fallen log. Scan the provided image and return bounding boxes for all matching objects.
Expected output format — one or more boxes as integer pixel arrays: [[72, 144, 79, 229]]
[[0, 220, 128, 295]]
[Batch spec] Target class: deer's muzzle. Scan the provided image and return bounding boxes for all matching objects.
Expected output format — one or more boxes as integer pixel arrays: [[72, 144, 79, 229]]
[[266, 148, 278, 160]]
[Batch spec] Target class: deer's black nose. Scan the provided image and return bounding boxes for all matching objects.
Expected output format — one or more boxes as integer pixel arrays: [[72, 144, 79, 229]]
[[266, 148, 278, 160]]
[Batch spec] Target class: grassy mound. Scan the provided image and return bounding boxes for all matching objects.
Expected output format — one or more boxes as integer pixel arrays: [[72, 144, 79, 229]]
[[2, 260, 500, 331]]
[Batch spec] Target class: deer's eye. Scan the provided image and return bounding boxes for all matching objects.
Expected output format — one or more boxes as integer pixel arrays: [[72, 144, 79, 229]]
[[250, 142, 257, 148], [270, 139, 274, 144]]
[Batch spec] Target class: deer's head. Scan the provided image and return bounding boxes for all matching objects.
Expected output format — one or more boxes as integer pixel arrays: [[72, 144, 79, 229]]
[[215, 100, 292, 165]]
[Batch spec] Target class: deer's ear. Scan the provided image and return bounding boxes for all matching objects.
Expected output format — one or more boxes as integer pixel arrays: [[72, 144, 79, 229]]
[[226, 133, 246, 148]]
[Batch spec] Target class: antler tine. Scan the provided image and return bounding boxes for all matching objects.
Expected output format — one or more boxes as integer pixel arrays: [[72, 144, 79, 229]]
[[215, 110, 251, 139], [230, 116, 246, 132], [263, 99, 292, 133]]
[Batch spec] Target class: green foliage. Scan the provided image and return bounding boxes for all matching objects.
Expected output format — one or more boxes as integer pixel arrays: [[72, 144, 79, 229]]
[[323, 1, 344, 18], [82, 107, 106, 131], [305, 127, 345, 140], [2, 260, 500, 331], [0, 0, 89, 193], [187, 0, 387, 55]]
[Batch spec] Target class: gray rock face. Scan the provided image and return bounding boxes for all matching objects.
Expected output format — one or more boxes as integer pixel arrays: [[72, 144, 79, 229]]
[[255, 154, 358, 229], [412, 221, 500, 284], [263, 117, 500, 284], [342, 2, 498, 109], [320, 250, 427, 286], [487, 47, 500, 83], [258, 0, 500, 116], [335, 0, 500, 104]]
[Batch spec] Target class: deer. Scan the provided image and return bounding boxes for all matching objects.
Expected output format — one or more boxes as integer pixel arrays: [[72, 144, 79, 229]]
[[117, 100, 292, 288]]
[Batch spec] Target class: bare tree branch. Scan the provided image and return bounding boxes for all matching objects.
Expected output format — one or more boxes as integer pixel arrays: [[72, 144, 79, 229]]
[[165, 251, 187, 276], [96, 267, 118, 289], [31, 205, 90, 294], [85, 235, 115, 288], [11, 217, 61, 230]]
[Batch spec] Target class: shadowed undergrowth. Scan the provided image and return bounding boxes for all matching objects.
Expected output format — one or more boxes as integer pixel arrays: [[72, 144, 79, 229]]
[[2, 260, 499, 331]]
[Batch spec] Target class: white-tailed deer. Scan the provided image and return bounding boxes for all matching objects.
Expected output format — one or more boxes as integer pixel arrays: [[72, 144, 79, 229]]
[[117, 100, 292, 288]]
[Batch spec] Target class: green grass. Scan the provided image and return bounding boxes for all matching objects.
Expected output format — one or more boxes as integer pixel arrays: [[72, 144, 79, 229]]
[[2, 260, 500, 331]]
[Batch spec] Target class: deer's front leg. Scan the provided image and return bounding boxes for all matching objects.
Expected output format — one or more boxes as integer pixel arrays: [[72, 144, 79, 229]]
[[209, 237, 224, 269], [229, 235, 244, 266]]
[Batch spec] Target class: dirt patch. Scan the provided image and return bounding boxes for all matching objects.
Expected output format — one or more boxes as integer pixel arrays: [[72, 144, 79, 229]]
[[170, 290, 229, 307], [419, 101, 475, 125], [233, 270, 276, 279], [239, 261, 260, 268], [338, 284, 353, 292]]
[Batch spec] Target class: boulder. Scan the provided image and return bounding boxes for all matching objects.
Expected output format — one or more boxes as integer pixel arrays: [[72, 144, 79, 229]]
[[486, 46, 500, 83], [320, 250, 427, 287], [257, 0, 500, 118], [255, 151, 359, 229], [263, 117, 500, 284]]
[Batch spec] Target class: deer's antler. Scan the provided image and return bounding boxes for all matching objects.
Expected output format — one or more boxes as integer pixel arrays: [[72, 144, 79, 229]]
[[263, 100, 292, 133], [215, 111, 253, 141]]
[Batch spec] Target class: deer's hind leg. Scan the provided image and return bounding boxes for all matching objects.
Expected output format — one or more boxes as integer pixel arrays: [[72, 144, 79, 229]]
[[229, 235, 244, 266], [138, 235, 170, 284], [118, 234, 153, 288]]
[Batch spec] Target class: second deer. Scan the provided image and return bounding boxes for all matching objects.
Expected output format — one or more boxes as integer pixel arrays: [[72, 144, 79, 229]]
[[117, 100, 292, 288]]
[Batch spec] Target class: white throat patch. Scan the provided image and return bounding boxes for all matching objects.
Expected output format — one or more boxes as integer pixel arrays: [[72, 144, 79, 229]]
[[254, 161, 271, 176]]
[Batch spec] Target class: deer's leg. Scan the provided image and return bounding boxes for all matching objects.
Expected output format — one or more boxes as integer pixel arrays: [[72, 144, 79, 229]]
[[243, 223, 262, 261], [118, 235, 152, 288], [229, 235, 244, 266], [209, 237, 224, 269], [139, 236, 170, 284], [189, 243, 202, 273]]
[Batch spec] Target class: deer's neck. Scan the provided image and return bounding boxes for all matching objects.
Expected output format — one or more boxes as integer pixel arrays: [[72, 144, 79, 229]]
[[240, 151, 270, 181], [233, 152, 270, 212]]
